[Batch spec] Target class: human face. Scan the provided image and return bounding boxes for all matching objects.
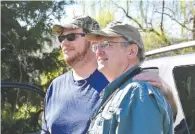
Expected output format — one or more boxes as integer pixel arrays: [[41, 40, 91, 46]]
[[60, 28, 91, 66], [92, 37, 130, 81]]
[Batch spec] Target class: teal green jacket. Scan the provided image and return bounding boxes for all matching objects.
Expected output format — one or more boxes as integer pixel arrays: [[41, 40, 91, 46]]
[[88, 66, 174, 134]]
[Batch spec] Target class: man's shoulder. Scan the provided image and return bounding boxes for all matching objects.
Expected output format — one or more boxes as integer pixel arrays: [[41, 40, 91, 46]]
[[122, 81, 166, 102], [122, 81, 154, 95], [108, 81, 153, 107], [45, 71, 71, 96], [123, 81, 171, 110], [52, 71, 71, 84], [122, 81, 160, 96]]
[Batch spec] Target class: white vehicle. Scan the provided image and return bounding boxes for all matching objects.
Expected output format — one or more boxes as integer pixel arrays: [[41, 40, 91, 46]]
[[142, 41, 195, 134]]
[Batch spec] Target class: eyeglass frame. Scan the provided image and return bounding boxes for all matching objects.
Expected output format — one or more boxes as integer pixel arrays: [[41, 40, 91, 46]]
[[91, 40, 130, 52]]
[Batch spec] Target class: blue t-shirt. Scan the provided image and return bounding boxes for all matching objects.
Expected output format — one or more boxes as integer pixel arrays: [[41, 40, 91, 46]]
[[41, 69, 109, 134]]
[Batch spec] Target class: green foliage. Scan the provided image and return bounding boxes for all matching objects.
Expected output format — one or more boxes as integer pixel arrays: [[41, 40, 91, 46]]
[[1, 1, 73, 133], [99, 1, 116, 28], [40, 49, 70, 92], [1, 87, 44, 134], [81, 0, 115, 28], [96, 10, 115, 28], [143, 32, 167, 51], [180, 1, 186, 19], [1, 1, 72, 86], [179, 47, 195, 54], [2, 104, 42, 134]]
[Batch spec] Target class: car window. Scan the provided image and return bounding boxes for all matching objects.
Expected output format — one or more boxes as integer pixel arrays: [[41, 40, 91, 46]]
[[1, 84, 44, 134], [173, 65, 195, 133]]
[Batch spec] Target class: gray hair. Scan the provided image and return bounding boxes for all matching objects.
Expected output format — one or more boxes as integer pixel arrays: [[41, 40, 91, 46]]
[[123, 39, 145, 63]]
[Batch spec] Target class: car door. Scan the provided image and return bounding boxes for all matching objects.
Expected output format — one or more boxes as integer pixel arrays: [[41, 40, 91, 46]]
[[173, 65, 195, 134], [1, 81, 45, 134]]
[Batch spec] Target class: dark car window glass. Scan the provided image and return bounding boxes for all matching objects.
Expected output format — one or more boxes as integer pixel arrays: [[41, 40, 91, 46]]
[[1, 87, 44, 134], [173, 65, 195, 133]]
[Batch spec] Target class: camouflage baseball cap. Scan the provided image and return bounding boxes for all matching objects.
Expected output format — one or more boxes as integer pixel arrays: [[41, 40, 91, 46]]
[[52, 15, 100, 35]]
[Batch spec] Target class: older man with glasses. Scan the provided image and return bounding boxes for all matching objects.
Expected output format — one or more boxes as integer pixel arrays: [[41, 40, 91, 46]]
[[41, 16, 176, 134], [86, 22, 174, 134]]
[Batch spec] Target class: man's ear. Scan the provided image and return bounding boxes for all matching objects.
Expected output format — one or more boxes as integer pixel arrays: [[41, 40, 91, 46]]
[[127, 44, 138, 59]]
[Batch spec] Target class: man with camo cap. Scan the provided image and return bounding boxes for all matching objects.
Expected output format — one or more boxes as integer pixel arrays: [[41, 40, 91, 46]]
[[41, 15, 109, 134], [41, 16, 176, 134]]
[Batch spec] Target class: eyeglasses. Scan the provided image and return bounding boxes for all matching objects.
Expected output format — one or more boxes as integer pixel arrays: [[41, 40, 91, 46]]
[[58, 33, 86, 43], [91, 41, 128, 52]]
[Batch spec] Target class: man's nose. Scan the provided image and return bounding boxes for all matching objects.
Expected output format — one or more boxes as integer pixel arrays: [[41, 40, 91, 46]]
[[61, 40, 70, 48], [96, 46, 105, 57]]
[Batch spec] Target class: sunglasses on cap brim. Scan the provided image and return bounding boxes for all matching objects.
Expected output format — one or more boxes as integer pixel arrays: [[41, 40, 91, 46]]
[[58, 33, 86, 43]]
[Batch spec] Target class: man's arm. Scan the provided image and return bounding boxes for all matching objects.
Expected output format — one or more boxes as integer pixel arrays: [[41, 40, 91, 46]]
[[41, 110, 49, 134], [133, 71, 177, 116], [41, 83, 53, 134]]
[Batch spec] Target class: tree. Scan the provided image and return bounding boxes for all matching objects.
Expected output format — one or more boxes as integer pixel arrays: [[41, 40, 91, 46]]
[[80, 0, 115, 28], [111, 0, 195, 44], [1, 1, 72, 87], [80, 0, 195, 50], [1, 1, 73, 133]]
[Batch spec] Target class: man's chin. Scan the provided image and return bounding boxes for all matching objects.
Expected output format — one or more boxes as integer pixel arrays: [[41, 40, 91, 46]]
[[64, 57, 77, 65]]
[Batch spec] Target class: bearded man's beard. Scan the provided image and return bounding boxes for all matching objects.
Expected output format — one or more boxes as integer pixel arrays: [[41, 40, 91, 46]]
[[65, 41, 91, 66]]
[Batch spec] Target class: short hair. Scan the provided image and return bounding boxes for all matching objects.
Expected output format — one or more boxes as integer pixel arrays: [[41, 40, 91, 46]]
[[123, 40, 145, 63]]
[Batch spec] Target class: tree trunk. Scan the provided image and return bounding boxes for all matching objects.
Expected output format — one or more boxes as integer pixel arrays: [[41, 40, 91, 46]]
[[193, 15, 195, 40]]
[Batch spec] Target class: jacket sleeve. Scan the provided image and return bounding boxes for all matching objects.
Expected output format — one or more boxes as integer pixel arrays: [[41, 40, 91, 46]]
[[117, 83, 173, 134]]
